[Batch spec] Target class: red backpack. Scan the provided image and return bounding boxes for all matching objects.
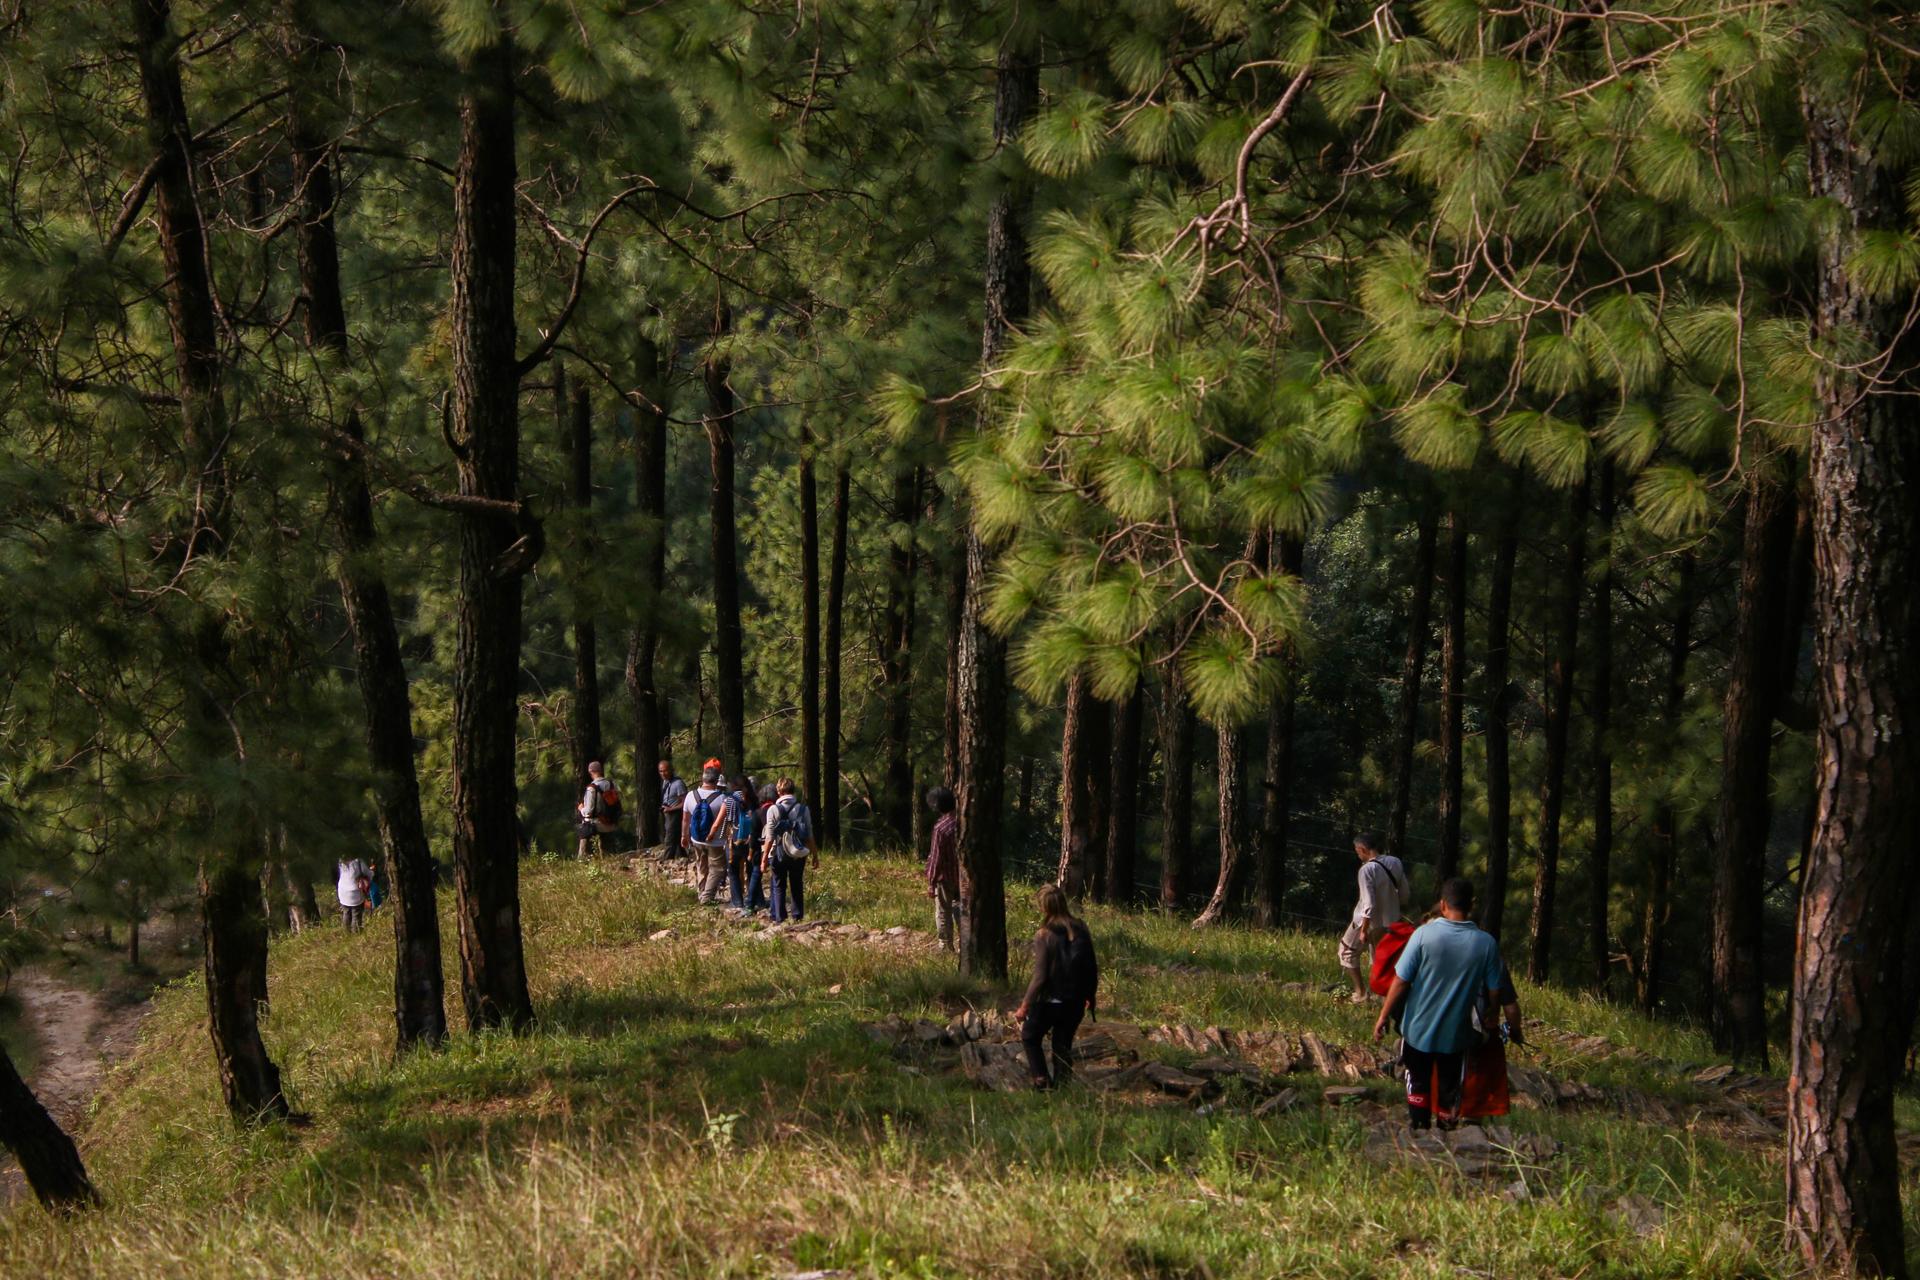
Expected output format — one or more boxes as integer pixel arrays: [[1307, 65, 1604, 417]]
[[1370, 920, 1416, 996]]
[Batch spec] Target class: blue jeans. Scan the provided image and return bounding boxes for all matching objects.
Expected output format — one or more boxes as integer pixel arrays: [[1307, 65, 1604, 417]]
[[745, 858, 767, 912], [770, 856, 806, 922]]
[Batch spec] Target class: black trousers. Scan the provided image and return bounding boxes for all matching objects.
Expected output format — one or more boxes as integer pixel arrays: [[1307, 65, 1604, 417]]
[[662, 810, 683, 856], [1401, 1042, 1466, 1128], [1021, 1001, 1085, 1088]]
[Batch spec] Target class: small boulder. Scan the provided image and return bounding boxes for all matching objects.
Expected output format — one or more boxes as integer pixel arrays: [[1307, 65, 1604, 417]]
[[1143, 1063, 1214, 1099]]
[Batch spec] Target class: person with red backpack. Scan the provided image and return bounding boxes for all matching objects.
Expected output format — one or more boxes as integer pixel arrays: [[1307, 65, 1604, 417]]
[[682, 765, 736, 904], [576, 761, 623, 858], [1013, 884, 1099, 1090]]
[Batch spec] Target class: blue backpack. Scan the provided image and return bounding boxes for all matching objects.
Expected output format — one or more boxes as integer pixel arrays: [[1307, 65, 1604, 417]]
[[733, 794, 756, 843], [690, 787, 731, 845]]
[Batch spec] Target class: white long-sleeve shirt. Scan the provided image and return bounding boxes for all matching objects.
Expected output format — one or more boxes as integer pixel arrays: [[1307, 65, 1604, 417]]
[[1353, 854, 1408, 929]]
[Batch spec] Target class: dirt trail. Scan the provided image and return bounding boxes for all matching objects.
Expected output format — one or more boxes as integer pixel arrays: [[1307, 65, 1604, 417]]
[[1, 968, 151, 1207]]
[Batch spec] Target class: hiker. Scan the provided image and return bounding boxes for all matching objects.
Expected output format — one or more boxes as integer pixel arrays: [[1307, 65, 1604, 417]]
[[658, 760, 686, 857], [1372, 877, 1508, 1131], [366, 859, 386, 911], [336, 855, 371, 933], [1339, 830, 1408, 1003], [726, 773, 757, 911], [761, 777, 817, 923], [1012, 884, 1099, 1090], [576, 760, 623, 858], [683, 766, 736, 904], [924, 786, 960, 952], [744, 783, 777, 913]]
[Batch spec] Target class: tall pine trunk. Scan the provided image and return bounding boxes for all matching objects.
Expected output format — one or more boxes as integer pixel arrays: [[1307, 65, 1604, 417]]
[[1435, 512, 1468, 883], [134, 0, 288, 1118], [1638, 553, 1695, 1012], [941, 543, 964, 786], [822, 464, 850, 843], [1480, 504, 1519, 938], [1526, 470, 1589, 985], [1105, 684, 1145, 905], [1057, 673, 1111, 899], [0, 1045, 99, 1212], [563, 372, 601, 780], [955, 43, 1038, 980], [704, 296, 746, 774], [1255, 534, 1305, 926], [1711, 468, 1798, 1064], [448, 29, 534, 1032], [1159, 656, 1196, 909], [879, 465, 919, 846], [1386, 514, 1439, 864], [799, 432, 822, 816], [1785, 84, 1920, 1278], [1588, 462, 1616, 992], [627, 332, 670, 848], [1192, 722, 1245, 927]]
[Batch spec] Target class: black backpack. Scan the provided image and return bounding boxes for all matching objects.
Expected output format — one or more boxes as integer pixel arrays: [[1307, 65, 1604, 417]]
[[1049, 923, 1099, 1017]]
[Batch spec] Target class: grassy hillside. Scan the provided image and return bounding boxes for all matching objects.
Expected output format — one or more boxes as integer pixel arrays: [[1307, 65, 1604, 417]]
[[0, 851, 1888, 1277]]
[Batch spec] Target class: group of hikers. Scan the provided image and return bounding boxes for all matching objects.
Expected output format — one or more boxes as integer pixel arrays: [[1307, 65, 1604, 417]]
[[591, 757, 820, 921], [337, 758, 1523, 1130]]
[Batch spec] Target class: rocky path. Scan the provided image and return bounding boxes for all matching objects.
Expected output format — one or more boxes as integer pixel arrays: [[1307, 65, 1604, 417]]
[[1, 968, 151, 1206]]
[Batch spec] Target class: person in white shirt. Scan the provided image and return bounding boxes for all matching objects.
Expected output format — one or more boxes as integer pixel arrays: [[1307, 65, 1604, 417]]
[[1339, 830, 1408, 1003], [683, 766, 736, 903], [337, 857, 371, 933]]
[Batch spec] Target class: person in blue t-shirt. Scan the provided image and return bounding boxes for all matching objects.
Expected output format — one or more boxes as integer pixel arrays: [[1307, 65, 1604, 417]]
[[1373, 876, 1506, 1130]]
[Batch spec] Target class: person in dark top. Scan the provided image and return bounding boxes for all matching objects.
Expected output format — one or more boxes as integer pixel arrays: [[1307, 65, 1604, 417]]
[[1012, 884, 1099, 1090]]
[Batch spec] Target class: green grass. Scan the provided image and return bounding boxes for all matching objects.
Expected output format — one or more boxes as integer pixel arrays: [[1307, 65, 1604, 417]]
[[0, 851, 1905, 1277]]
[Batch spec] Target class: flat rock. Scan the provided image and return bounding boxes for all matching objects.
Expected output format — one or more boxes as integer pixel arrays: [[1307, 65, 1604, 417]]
[[1323, 1085, 1371, 1105], [647, 928, 678, 942], [1692, 1064, 1736, 1086], [884, 925, 911, 937], [1361, 1121, 1561, 1176], [1143, 1063, 1214, 1099], [1253, 1087, 1301, 1118], [1187, 1055, 1262, 1082]]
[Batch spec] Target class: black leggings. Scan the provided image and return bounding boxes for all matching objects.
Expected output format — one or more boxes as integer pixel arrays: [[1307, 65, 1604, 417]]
[[1021, 1001, 1085, 1089], [1401, 1043, 1466, 1128]]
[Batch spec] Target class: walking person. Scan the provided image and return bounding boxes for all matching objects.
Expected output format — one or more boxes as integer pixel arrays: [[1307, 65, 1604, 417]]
[[336, 855, 371, 933], [576, 760, 623, 858], [1012, 884, 1099, 1090], [1372, 877, 1509, 1131], [683, 766, 735, 903], [658, 759, 686, 858], [761, 777, 817, 923], [924, 786, 961, 953], [726, 774, 757, 911], [1339, 830, 1408, 1003], [744, 783, 776, 913]]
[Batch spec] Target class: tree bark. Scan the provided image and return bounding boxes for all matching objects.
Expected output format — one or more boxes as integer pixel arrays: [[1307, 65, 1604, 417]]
[[704, 295, 746, 775], [1255, 534, 1305, 926], [1480, 503, 1519, 939], [448, 29, 533, 1032], [1106, 684, 1145, 905], [800, 430, 822, 819], [563, 372, 602, 780], [627, 331, 670, 848], [1711, 468, 1798, 1064], [0, 1044, 99, 1212], [1436, 511, 1469, 884], [1638, 552, 1695, 1012], [289, 14, 446, 1048], [134, 0, 289, 1117], [956, 43, 1037, 980], [822, 464, 850, 843], [1526, 470, 1589, 985], [1386, 513, 1439, 865], [879, 464, 919, 846], [1785, 84, 1920, 1279], [1056, 672, 1112, 899], [1588, 461, 1616, 993], [1159, 656, 1196, 909], [942, 544, 964, 786], [1192, 721, 1245, 927]]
